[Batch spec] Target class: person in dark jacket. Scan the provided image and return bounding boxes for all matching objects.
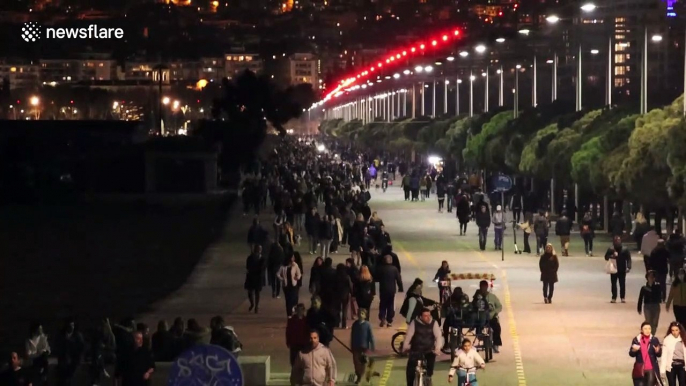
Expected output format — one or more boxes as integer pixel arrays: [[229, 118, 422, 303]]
[[245, 244, 265, 313], [580, 211, 595, 256], [610, 210, 626, 238], [533, 210, 550, 255], [267, 241, 285, 299], [605, 236, 632, 303], [305, 208, 320, 255], [410, 174, 420, 201], [334, 264, 354, 328], [210, 316, 242, 356], [382, 245, 402, 273], [667, 230, 686, 281], [648, 240, 670, 302], [456, 192, 471, 236], [247, 218, 268, 251], [555, 211, 572, 256], [355, 265, 376, 319], [151, 321, 174, 362], [318, 215, 334, 258], [306, 296, 336, 347], [318, 258, 338, 315], [55, 318, 85, 386], [309, 257, 324, 295], [475, 205, 491, 251], [629, 322, 661, 386], [286, 304, 310, 366], [539, 244, 559, 304], [376, 255, 404, 327], [638, 271, 662, 334], [433, 261, 451, 302], [436, 183, 446, 213], [120, 331, 155, 386]]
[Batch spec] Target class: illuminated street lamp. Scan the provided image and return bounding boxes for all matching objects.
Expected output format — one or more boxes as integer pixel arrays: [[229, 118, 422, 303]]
[[495, 37, 506, 43], [459, 51, 469, 57], [162, 97, 170, 105], [546, 15, 560, 24], [651, 34, 663, 42], [30, 96, 39, 106], [475, 44, 486, 53], [581, 2, 597, 12], [590, 49, 600, 54], [172, 100, 180, 109], [112, 101, 119, 109]]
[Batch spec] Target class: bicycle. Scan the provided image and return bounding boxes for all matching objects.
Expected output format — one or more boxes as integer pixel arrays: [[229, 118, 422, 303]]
[[411, 354, 430, 386], [390, 304, 441, 356], [449, 366, 482, 386]]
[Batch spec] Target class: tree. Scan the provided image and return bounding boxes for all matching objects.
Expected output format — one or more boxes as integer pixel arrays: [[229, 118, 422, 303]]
[[518, 123, 558, 178], [463, 111, 513, 169]]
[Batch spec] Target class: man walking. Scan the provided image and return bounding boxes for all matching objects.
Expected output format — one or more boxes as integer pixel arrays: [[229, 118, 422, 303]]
[[351, 309, 375, 384], [555, 210, 572, 256], [376, 255, 403, 327], [403, 308, 443, 386], [291, 330, 337, 386], [474, 280, 503, 353], [475, 206, 491, 251], [605, 235, 632, 303]]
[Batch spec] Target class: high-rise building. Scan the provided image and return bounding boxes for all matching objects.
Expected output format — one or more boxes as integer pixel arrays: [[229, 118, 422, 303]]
[[289, 53, 319, 85]]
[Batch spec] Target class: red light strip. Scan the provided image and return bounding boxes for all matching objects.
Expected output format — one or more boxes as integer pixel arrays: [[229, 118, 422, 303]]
[[318, 28, 461, 104]]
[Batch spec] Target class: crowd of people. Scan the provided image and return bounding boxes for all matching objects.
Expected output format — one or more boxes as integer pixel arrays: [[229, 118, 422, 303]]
[[0, 315, 242, 386]]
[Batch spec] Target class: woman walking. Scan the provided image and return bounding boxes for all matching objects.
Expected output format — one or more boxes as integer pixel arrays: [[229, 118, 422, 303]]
[[667, 268, 686, 325], [420, 175, 428, 201], [278, 254, 303, 317], [629, 322, 661, 386], [638, 271, 662, 334], [335, 264, 354, 328], [245, 245, 265, 313], [533, 210, 550, 256], [456, 192, 471, 236], [539, 243, 559, 304], [634, 213, 650, 254], [355, 265, 375, 319], [437, 183, 446, 213], [661, 321, 686, 386]]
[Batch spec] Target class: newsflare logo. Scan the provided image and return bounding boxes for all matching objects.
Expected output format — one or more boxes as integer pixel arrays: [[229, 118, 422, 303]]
[[21, 22, 124, 43]]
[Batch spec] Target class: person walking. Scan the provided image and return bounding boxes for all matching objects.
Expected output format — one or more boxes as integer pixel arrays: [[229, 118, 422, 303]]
[[305, 208, 320, 255], [634, 213, 650, 254], [55, 319, 85, 386], [667, 269, 686, 326], [555, 210, 572, 257], [318, 215, 334, 259], [120, 331, 155, 386], [456, 192, 471, 236], [492, 205, 505, 250], [268, 241, 285, 299], [376, 255, 403, 328], [402, 174, 411, 201], [605, 236, 632, 303], [437, 183, 446, 213], [580, 211, 595, 257], [309, 257, 324, 295], [660, 321, 686, 386], [649, 240, 670, 302], [334, 264, 354, 329], [539, 243, 559, 304], [474, 280, 503, 353], [475, 205, 491, 251], [286, 304, 310, 367], [25, 322, 51, 385], [278, 254, 303, 317], [629, 322, 661, 386], [420, 176, 428, 202], [290, 330, 337, 386], [350, 309, 375, 385], [245, 245, 265, 313], [533, 210, 550, 256], [638, 271, 662, 335], [410, 173, 420, 202], [518, 212, 533, 254], [355, 265, 375, 319]]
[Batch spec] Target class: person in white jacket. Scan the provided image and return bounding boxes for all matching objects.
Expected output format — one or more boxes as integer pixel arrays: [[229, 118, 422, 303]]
[[661, 321, 686, 385], [291, 330, 337, 386], [278, 254, 303, 317], [448, 339, 485, 386], [25, 322, 51, 383]]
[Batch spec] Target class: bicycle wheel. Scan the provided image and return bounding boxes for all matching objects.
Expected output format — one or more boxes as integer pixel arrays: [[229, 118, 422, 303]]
[[484, 328, 493, 363], [391, 332, 406, 356], [450, 332, 459, 363]]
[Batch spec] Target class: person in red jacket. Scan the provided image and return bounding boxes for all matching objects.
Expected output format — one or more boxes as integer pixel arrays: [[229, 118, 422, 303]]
[[286, 304, 310, 366]]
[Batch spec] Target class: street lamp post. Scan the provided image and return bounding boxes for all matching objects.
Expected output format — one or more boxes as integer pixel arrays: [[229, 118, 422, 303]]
[[576, 45, 582, 112], [444, 78, 448, 114], [421, 82, 425, 116], [498, 66, 504, 107], [484, 68, 489, 112], [552, 53, 558, 101], [456, 77, 461, 116], [514, 65, 521, 118], [412, 84, 416, 118], [432, 78, 436, 117], [469, 71, 474, 117], [532, 55, 538, 107]]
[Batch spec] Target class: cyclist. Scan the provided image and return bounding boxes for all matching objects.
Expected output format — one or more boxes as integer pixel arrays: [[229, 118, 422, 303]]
[[403, 307, 443, 386], [473, 280, 502, 353], [442, 287, 471, 350], [448, 339, 485, 385]]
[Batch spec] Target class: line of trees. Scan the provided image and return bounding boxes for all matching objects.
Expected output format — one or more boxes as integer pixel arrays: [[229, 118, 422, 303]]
[[319, 94, 686, 226]]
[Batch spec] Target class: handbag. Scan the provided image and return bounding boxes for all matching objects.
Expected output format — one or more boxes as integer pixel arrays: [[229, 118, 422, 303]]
[[632, 362, 644, 379], [606, 259, 618, 274]]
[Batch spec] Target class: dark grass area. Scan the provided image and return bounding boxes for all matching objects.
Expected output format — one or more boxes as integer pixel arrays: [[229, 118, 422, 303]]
[[0, 196, 234, 353]]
